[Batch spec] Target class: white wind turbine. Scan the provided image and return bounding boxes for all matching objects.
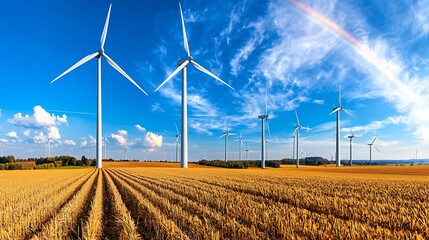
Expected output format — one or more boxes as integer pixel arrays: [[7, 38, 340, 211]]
[[51, 4, 148, 169], [368, 136, 380, 164], [104, 132, 110, 160], [293, 110, 309, 168], [258, 90, 269, 168], [329, 81, 356, 167], [174, 124, 180, 163], [347, 127, 356, 166], [154, 2, 234, 168], [235, 131, 245, 161], [245, 149, 249, 161], [219, 123, 234, 162]]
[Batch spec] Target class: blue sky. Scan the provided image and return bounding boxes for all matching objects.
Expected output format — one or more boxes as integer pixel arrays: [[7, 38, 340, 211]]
[[0, 0, 428, 161]]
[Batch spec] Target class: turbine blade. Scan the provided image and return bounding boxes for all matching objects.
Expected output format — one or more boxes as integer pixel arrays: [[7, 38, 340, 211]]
[[190, 60, 234, 90], [372, 136, 377, 144], [103, 53, 148, 95], [266, 118, 271, 138], [175, 123, 180, 135], [295, 110, 301, 126], [342, 108, 357, 119], [154, 60, 189, 92], [100, 4, 112, 50], [241, 141, 245, 147], [374, 145, 381, 153], [349, 126, 354, 136], [51, 52, 99, 84], [240, 130, 242, 138], [179, 2, 190, 57], [293, 127, 298, 136], [329, 107, 341, 115], [219, 133, 226, 138]]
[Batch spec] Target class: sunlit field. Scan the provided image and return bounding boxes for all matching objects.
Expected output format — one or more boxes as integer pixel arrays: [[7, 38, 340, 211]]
[[1, 164, 428, 239]]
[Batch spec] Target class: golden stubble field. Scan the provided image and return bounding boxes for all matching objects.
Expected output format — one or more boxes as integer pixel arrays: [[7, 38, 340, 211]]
[[1, 163, 428, 239]]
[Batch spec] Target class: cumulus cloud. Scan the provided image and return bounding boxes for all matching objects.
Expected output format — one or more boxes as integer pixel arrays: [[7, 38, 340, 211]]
[[145, 132, 163, 148], [0, 138, 8, 143], [23, 129, 31, 137], [111, 133, 127, 146], [33, 132, 48, 144], [135, 124, 146, 132], [8, 105, 67, 128], [80, 140, 88, 147], [47, 126, 61, 140], [6, 132, 18, 139], [117, 130, 127, 136], [63, 140, 76, 146]]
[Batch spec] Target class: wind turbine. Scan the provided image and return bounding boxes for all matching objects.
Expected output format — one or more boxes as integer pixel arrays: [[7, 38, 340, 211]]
[[202, 151, 206, 160], [235, 131, 245, 161], [219, 123, 234, 162], [368, 136, 380, 164], [329, 81, 356, 167], [154, 3, 234, 168], [174, 124, 180, 163], [293, 110, 310, 168], [347, 127, 356, 166], [104, 132, 110, 160], [245, 149, 249, 161], [258, 90, 269, 168], [50, 4, 148, 169]]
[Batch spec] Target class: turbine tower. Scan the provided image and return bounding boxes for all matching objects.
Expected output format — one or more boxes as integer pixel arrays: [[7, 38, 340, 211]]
[[175, 124, 180, 163], [293, 110, 302, 168], [347, 127, 356, 166], [368, 136, 380, 164], [258, 90, 269, 169], [329, 81, 355, 167], [235, 131, 245, 161], [154, 3, 234, 168], [245, 149, 249, 161], [219, 123, 234, 162], [51, 4, 147, 168]]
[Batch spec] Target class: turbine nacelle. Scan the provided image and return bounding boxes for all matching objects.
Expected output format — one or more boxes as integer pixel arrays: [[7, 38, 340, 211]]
[[258, 114, 268, 119], [177, 57, 192, 66]]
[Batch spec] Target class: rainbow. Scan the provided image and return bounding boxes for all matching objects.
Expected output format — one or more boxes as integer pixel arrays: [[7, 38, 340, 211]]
[[286, 0, 417, 104]]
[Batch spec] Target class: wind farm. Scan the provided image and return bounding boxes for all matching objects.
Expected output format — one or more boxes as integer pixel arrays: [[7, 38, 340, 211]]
[[0, 1, 429, 239]]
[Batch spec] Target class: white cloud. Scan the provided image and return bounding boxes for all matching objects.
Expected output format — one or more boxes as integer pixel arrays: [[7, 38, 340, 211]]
[[313, 100, 324, 105], [80, 140, 88, 147], [8, 105, 67, 128], [63, 140, 76, 146], [145, 132, 163, 148], [23, 129, 31, 137], [111, 133, 127, 146], [351, 116, 408, 133], [47, 126, 61, 140], [33, 132, 47, 144], [135, 124, 146, 132], [0, 138, 8, 143], [151, 103, 165, 112], [117, 130, 127, 136], [412, 0, 429, 36], [6, 132, 18, 139]]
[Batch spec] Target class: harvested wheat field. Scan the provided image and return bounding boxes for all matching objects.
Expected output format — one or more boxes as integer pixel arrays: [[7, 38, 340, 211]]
[[1, 164, 429, 239]]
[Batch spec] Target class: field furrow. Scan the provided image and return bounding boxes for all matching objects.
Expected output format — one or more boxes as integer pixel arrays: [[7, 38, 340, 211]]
[[102, 169, 141, 240], [107, 169, 188, 240], [30, 169, 98, 239], [81, 169, 104, 240], [113, 169, 263, 239]]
